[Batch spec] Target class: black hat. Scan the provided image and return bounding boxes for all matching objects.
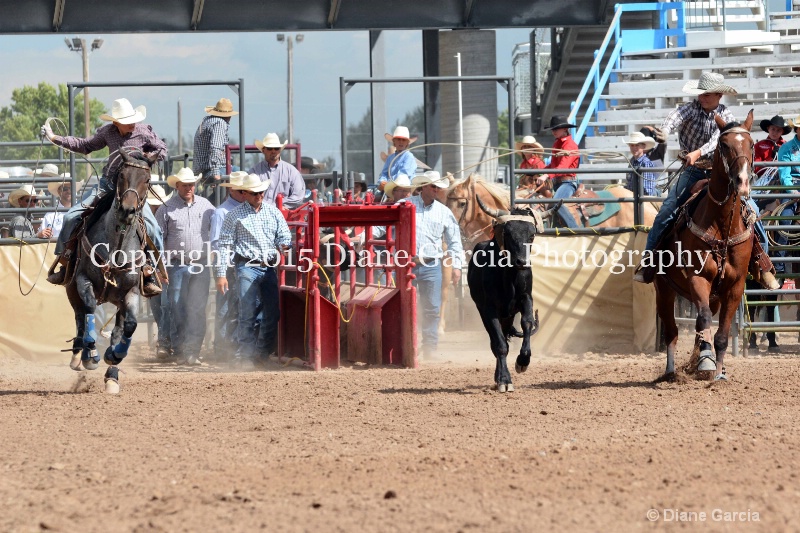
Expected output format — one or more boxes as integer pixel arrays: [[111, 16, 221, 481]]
[[544, 114, 577, 131], [759, 115, 791, 135], [639, 126, 656, 139]]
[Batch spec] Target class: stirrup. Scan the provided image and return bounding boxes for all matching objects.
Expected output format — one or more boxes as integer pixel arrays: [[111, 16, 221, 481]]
[[46, 256, 68, 285]]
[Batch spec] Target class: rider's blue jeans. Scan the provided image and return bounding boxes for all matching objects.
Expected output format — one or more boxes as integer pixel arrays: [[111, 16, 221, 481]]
[[552, 180, 580, 229], [646, 166, 708, 251], [55, 177, 163, 255]]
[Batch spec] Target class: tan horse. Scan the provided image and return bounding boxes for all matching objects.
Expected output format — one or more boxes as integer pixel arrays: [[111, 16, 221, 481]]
[[446, 174, 659, 249]]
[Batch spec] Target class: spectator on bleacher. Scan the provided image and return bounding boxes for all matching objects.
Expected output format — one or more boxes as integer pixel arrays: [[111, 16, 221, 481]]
[[7, 184, 40, 239], [622, 132, 657, 197], [147, 182, 173, 360], [249, 133, 305, 209], [41, 97, 167, 296], [378, 126, 418, 190], [156, 167, 215, 366], [210, 170, 248, 360], [755, 115, 790, 178], [541, 115, 581, 228], [37, 165, 72, 240], [634, 72, 778, 289], [516, 135, 546, 189], [193, 97, 238, 199], [215, 173, 291, 370]]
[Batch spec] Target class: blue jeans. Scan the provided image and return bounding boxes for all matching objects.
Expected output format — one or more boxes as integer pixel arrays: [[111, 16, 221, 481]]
[[149, 281, 171, 349], [55, 177, 163, 255], [214, 267, 239, 356], [646, 166, 709, 251], [553, 180, 580, 229], [235, 264, 279, 360], [413, 263, 442, 350], [747, 198, 768, 254], [166, 265, 211, 357]]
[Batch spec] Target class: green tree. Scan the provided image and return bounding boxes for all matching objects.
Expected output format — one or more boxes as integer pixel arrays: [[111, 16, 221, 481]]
[[0, 82, 106, 178], [497, 108, 510, 150], [345, 107, 375, 181]]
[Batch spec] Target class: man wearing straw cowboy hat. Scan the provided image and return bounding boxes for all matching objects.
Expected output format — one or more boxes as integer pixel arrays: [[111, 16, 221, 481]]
[[35, 164, 72, 240], [210, 170, 248, 360], [622, 131, 657, 197], [216, 173, 291, 370], [7, 184, 41, 239], [383, 173, 414, 204], [193, 97, 239, 194], [41, 97, 168, 294], [249, 133, 306, 209], [378, 126, 418, 189], [408, 171, 464, 358], [634, 72, 778, 289], [542, 115, 581, 229], [155, 167, 215, 366]]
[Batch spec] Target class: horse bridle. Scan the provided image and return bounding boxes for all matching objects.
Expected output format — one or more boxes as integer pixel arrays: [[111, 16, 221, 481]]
[[446, 179, 494, 245], [710, 126, 755, 205], [115, 159, 151, 211]]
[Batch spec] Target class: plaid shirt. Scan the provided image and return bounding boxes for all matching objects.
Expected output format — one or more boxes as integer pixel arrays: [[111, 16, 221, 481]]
[[406, 195, 464, 269], [155, 195, 215, 264], [660, 100, 736, 161], [210, 196, 242, 251], [627, 154, 657, 196], [192, 115, 229, 176], [54, 122, 167, 178], [215, 201, 291, 277]]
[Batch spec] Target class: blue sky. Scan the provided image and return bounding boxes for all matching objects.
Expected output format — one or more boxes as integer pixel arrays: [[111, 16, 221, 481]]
[[0, 29, 531, 170]]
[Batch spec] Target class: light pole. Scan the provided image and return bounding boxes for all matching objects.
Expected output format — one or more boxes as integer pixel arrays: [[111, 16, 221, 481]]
[[276, 33, 303, 144], [65, 37, 104, 138]]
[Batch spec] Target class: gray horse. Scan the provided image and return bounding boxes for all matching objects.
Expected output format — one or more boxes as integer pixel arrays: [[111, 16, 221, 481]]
[[65, 148, 157, 393]]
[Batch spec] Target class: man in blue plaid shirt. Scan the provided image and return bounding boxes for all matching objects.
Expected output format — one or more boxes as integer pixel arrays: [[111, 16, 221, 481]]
[[193, 98, 238, 195], [216, 174, 291, 369]]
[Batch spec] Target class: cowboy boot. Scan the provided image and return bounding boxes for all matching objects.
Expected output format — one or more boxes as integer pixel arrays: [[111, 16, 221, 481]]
[[47, 256, 68, 285], [751, 239, 780, 290]]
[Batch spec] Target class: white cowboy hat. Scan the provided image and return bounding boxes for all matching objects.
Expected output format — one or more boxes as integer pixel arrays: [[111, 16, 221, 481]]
[[35, 163, 60, 177], [622, 131, 656, 150], [234, 173, 271, 193], [205, 97, 239, 117], [411, 170, 449, 189], [515, 135, 544, 153], [789, 115, 800, 130], [147, 183, 172, 206], [682, 72, 738, 96], [9, 184, 40, 207], [384, 127, 419, 145], [166, 167, 201, 188], [255, 133, 287, 151], [46, 173, 72, 196], [221, 170, 249, 188], [99, 98, 147, 124], [384, 174, 414, 197]]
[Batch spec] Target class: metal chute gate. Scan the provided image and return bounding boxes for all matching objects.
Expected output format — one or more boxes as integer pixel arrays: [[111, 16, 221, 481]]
[[276, 194, 417, 370]]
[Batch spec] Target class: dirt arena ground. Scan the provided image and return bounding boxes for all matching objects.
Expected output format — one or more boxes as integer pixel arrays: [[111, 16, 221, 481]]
[[2, 328, 799, 532]]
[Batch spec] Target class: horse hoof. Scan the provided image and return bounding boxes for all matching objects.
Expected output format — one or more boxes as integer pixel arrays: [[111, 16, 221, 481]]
[[497, 383, 508, 393], [714, 373, 728, 382], [697, 353, 716, 372], [82, 349, 100, 370], [506, 383, 515, 392], [104, 379, 120, 394], [515, 363, 528, 374], [70, 353, 82, 371], [104, 346, 122, 366]]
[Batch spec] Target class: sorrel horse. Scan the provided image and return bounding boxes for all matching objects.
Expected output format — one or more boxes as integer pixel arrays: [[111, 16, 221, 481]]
[[445, 174, 658, 249], [655, 110, 755, 381], [65, 148, 156, 393]]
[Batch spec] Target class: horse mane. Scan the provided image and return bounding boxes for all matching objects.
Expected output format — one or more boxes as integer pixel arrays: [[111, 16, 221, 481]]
[[467, 174, 511, 210], [719, 121, 742, 134]]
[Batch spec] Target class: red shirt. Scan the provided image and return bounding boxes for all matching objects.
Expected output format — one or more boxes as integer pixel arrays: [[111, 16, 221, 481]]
[[546, 134, 580, 180], [520, 156, 546, 170], [755, 137, 785, 176]]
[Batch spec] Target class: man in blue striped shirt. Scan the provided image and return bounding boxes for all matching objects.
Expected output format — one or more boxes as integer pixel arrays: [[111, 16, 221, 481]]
[[210, 171, 247, 360], [216, 174, 292, 369], [378, 126, 418, 189], [408, 171, 464, 358], [156, 167, 215, 365]]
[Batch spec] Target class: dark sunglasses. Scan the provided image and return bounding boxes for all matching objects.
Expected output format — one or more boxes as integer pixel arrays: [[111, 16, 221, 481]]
[[245, 190, 266, 196], [18, 196, 36, 203], [264, 147, 281, 151], [58, 185, 70, 192]]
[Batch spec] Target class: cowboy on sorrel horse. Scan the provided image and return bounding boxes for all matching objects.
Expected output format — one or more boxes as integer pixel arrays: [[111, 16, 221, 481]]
[[655, 110, 761, 381]]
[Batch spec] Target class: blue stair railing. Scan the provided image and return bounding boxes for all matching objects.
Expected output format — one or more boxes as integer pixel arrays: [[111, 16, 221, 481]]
[[568, 2, 686, 145]]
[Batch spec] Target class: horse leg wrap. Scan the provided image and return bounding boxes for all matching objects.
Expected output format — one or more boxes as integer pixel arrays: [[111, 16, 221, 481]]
[[114, 335, 132, 357], [83, 315, 97, 345], [698, 329, 715, 371]]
